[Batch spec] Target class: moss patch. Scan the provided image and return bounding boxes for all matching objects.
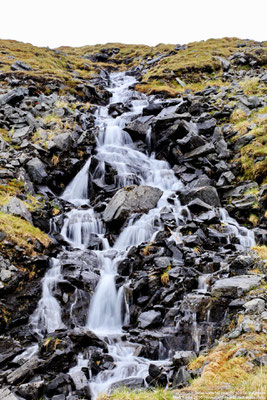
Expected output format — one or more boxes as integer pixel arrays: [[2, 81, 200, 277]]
[[0, 211, 51, 255]]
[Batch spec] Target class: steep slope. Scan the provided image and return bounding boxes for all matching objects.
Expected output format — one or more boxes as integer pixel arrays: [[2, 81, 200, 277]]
[[0, 37, 266, 400]]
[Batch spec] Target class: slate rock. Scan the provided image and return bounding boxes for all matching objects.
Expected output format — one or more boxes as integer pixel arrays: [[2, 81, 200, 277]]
[[211, 275, 263, 297], [138, 310, 162, 329], [0, 388, 21, 400], [11, 60, 33, 71], [0, 88, 27, 107], [172, 351, 196, 367], [1, 197, 33, 224], [26, 157, 47, 184], [103, 185, 163, 223]]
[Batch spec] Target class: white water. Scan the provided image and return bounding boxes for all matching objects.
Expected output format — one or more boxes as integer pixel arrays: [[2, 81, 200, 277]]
[[29, 72, 255, 398]]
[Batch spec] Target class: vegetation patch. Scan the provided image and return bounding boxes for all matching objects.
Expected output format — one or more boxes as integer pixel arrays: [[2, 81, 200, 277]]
[[187, 332, 267, 398], [0, 211, 51, 255]]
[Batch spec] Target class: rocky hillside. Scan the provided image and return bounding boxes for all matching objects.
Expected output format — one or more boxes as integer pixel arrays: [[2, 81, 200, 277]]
[[0, 38, 266, 400]]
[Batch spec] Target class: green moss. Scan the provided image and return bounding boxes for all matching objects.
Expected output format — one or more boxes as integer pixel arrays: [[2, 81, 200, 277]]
[[0, 211, 51, 255]]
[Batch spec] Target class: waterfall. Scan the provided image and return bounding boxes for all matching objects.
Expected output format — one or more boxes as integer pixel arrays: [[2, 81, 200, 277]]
[[28, 72, 255, 398]]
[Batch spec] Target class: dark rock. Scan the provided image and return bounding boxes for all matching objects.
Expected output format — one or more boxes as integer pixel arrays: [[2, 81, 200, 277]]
[[173, 366, 191, 388], [0, 88, 27, 107], [138, 310, 162, 329], [26, 158, 47, 184], [184, 143, 215, 159], [172, 351, 196, 367], [11, 60, 33, 71], [179, 186, 221, 207], [103, 185, 163, 224]]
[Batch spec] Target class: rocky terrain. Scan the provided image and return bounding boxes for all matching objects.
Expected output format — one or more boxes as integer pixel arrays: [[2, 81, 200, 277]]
[[0, 38, 266, 400]]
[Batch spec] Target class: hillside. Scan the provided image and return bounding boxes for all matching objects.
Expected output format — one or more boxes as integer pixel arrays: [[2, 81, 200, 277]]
[[0, 37, 266, 400]]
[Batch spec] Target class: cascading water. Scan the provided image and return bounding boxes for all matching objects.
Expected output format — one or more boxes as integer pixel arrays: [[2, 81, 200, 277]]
[[28, 72, 255, 398]]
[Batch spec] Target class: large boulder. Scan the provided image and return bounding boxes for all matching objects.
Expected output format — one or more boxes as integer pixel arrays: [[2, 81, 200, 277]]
[[103, 185, 163, 223]]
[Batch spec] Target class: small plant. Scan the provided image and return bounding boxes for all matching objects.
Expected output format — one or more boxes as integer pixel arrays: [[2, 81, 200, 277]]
[[161, 265, 171, 286]]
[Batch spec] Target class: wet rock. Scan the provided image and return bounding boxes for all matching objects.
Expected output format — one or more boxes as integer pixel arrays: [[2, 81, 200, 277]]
[[44, 373, 72, 397], [68, 329, 108, 351], [146, 364, 167, 387], [16, 380, 44, 400], [124, 117, 151, 140], [103, 185, 163, 224], [211, 275, 263, 297], [1, 197, 33, 224], [70, 370, 91, 398], [6, 355, 43, 384], [26, 157, 47, 184], [138, 310, 162, 329], [142, 103, 163, 116], [179, 186, 221, 207]]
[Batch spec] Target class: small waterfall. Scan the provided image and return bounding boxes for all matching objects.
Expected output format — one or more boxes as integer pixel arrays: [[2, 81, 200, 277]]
[[30, 259, 65, 336], [61, 157, 91, 205]]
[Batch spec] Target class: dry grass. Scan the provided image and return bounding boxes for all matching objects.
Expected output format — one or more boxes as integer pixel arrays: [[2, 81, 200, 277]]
[[187, 332, 267, 397]]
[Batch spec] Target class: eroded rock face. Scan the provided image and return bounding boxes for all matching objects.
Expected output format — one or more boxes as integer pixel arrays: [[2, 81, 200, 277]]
[[103, 185, 163, 224]]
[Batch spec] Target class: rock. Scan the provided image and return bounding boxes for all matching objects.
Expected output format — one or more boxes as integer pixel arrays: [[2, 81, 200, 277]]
[[0, 388, 21, 400], [179, 186, 221, 207], [7, 355, 43, 384], [0, 231, 7, 242], [187, 198, 213, 213], [261, 311, 267, 321], [11, 60, 33, 71], [252, 355, 267, 367], [146, 364, 167, 387], [184, 143, 215, 158], [12, 126, 31, 143], [211, 275, 263, 297], [53, 132, 73, 151], [173, 366, 191, 388], [172, 351, 196, 367], [0, 269, 12, 282], [142, 103, 163, 116], [196, 118, 216, 135], [0, 88, 27, 106], [138, 310, 162, 329], [70, 370, 91, 398], [26, 157, 47, 184], [230, 255, 254, 270], [124, 117, 151, 140], [103, 185, 163, 224], [16, 380, 44, 400], [216, 56, 231, 71], [243, 298, 265, 314], [110, 377, 144, 390], [1, 197, 33, 224]]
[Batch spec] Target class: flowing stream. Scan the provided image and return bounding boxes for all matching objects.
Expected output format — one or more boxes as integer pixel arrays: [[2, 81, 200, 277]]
[[29, 72, 255, 398]]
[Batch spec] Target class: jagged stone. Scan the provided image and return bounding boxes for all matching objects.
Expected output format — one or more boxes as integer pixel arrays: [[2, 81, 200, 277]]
[[1, 197, 33, 224], [26, 157, 47, 184], [211, 275, 263, 297], [103, 185, 162, 223], [138, 310, 162, 329]]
